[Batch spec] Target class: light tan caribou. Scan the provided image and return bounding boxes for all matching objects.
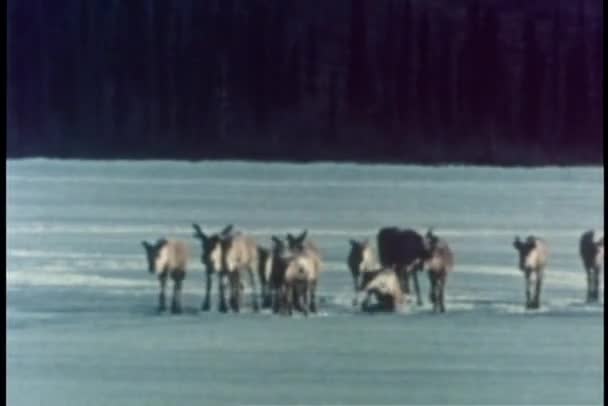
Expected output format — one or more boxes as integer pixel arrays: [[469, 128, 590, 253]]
[[513, 235, 549, 309], [209, 226, 263, 312], [284, 230, 323, 315], [141, 239, 190, 314]]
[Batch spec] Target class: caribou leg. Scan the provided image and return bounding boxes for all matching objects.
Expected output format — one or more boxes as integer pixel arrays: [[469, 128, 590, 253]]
[[272, 286, 280, 314], [585, 266, 593, 302], [158, 273, 167, 313], [428, 272, 437, 311], [261, 278, 272, 309], [401, 267, 410, 294], [171, 271, 184, 314], [438, 272, 446, 313], [361, 290, 373, 312], [300, 283, 309, 317], [525, 271, 533, 309], [285, 284, 294, 316], [218, 271, 228, 313], [352, 274, 360, 306], [591, 266, 600, 302], [202, 269, 213, 311], [309, 279, 318, 314], [411, 269, 423, 306], [533, 271, 543, 309], [229, 272, 241, 313], [247, 268, 260, 312]]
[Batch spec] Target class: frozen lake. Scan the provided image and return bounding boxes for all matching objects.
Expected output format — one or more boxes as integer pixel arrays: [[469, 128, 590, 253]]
[[7, 159, 604, 405]]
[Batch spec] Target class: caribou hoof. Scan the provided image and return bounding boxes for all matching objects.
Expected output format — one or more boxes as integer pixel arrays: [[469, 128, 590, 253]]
[[219, 303, 228, 313], [201, 301, 211, 312]]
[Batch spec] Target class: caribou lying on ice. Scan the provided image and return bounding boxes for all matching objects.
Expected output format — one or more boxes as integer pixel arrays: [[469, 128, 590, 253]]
[[358, 269, 405, 312], [141, 239, 190, 314], [422, 229, 454, 313], [347, 239, 405, 312], [580, 230, 604, 302], [513, 235, 549, 309]]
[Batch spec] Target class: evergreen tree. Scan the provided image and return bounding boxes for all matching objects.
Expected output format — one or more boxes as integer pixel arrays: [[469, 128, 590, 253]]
[[396, 0, 412, 126], [436, 14, 454, 136], [247, 1, 270, 132], [347, 0, 373, 119], [549, 5, 563, 144], [268, 2, 288, 109], [457, 1, 481, 134], [521, 16, 544, 144], [377, 0, 396, 131], [479, 6, 507, 148], [563, 0, 589, 147], [327, 69, 339, 146], [305, 24, 319, 98], [416, 9, 430, 134], [286, 40, 302, 109]]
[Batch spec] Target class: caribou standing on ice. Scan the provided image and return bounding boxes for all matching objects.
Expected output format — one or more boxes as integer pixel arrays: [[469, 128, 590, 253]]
[[141, 239, 190, 314], [265, 236, 291, 314], [213, 228, 264, 312], [377, 227, 429, 306], [513, 235, 549, 309], [579, 230, 604, 302], [347, 239, 381, 306], [195, 224, 265, 312], [422, 229, 454, 313], [284, 230, 323, 314], [192, 224, 234, 312]]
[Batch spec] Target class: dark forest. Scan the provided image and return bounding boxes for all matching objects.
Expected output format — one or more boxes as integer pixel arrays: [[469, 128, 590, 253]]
[[6, 0, 604, 165]]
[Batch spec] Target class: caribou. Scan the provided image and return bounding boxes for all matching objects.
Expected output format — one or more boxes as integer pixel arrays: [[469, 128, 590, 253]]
[[192, 224, 234, 312], [580, 230, 604, 302], [377, 227, 430, 306], [513, 235, 549, 309], [422, 229, 454, 313], [141, 238, 190, 314]]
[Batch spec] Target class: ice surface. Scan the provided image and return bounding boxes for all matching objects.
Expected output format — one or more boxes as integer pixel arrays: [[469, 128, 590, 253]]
[[7, 159, 604, 405]]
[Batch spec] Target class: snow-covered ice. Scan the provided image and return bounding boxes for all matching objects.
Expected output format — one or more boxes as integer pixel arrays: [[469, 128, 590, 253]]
[[7, 159, 604, 405]]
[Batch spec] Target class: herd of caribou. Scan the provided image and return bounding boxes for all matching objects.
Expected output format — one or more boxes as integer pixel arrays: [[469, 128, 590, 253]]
[[141, 226, 604, 316]]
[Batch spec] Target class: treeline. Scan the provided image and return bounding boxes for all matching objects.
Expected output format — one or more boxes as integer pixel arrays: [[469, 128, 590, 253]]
[[6, 0, 603, 164]]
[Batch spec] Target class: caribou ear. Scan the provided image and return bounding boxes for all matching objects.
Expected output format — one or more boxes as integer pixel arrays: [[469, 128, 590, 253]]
[[141, 241, 149, 249], [513, 236, 521, 249], [426, 228, 434, 238], [286, 233, 295, 245], [349, 239, 359, 247], [221, 224, 233, 236], [297, 229, 308, 243], [192, 224, 205, 239]]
